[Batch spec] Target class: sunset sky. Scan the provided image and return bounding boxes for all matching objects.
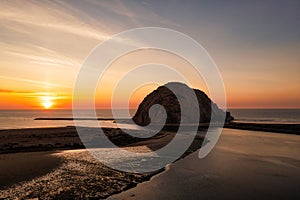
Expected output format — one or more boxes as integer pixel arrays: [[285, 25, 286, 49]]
[[0, 0, 299, 109]]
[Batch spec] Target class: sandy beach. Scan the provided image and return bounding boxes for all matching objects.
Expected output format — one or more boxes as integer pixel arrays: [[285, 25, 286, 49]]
[[0, 151, 62, 187], [0, 126, 299, 199], [0, 126, 203, 199], [110, 129, 300, 199], [0, 149, 155, 199]]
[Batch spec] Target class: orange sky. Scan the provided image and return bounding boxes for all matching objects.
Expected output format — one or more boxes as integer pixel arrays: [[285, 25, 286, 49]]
[[0, 1, 299, 110]]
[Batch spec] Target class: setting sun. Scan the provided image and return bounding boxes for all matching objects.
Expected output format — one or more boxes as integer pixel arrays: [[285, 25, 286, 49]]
[[41, 96, 54, 109]]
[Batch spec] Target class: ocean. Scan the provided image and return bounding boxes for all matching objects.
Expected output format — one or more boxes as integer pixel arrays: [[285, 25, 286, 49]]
[[0, 109, 300, 130], [0, 109, 137, 130], [229, 109, 300, 124]]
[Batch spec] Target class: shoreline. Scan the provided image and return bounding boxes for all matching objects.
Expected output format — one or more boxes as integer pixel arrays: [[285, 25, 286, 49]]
[[0, 149, 165, 199], [1, 122, 298, 155], [0, 126, 204, 199], [224, 122, 300, 135], [0, 121, 299, 152], [109, 128, 300, 199], [0, 123, 299, 199]]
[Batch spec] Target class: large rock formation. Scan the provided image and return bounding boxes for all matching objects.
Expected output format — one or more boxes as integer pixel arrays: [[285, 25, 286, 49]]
[[132, 82, 233, 125]]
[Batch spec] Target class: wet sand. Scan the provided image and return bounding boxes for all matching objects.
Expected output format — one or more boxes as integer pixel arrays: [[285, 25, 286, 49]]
[[0, 127, 203, 199], [0, 126, 178, 154], [0, 126, 299, 199], [0, 127, 83, 154], [109, 129, 300, 200], [0, 149, 155, 199], [0, 151, 62, 188]]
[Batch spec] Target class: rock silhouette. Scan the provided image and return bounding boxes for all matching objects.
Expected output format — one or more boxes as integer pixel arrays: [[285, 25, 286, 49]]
[[133, 82, 233, 126]]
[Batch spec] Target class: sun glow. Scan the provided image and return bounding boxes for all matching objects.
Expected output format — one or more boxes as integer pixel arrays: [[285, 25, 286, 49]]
[[41, 96, 54, 109]]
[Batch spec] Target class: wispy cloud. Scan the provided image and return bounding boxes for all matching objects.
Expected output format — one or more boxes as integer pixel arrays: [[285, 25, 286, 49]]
[[0, 0, 109, 41], [4, 51, 76, 67], [0, 0, 196, 108], [0, 75, 70, 88], [84, 0, 182, 28], [0, 88, 31, 93]]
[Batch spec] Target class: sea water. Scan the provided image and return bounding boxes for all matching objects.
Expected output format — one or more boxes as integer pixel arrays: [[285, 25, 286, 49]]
[[229, 109, 300, 124], [0, 109, 300, 130], [0, 109, 135, 130]]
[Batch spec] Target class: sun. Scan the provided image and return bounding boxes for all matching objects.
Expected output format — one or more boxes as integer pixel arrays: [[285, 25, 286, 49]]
[[41, 96, 54, 109]]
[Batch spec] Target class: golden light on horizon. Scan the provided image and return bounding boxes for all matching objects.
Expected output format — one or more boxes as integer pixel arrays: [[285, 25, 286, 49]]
[[0, 1, 299, 110], [41, 96, 54, 109]]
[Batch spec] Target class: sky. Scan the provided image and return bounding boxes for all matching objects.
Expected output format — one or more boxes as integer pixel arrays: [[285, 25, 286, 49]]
[[0, 0, 299, 109]]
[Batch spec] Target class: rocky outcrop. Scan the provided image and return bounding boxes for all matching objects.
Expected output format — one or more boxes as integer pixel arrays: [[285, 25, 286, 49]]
[[132, 82, 233, 125]]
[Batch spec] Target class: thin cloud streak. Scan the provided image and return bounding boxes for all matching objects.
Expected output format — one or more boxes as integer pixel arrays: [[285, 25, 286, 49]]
[[0, 89, 32, 93], [0, 0, 109, 41], [4, 51, 76, 67], [0, 75, 71, 89]]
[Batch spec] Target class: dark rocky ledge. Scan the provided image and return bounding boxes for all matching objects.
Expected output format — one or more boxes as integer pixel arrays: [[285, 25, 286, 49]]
[[225, 122, 300, 135]]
